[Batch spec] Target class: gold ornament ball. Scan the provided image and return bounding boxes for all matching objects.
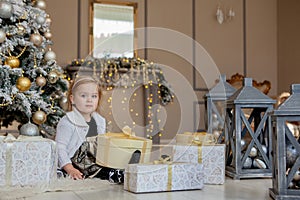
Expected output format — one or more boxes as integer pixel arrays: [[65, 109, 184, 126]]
[[30, 33, 43, 46], [59, 96, 68, 111], [4, 56, 20, 68], [48, 71, 58, 84], [36, 76, 47, 87], [32, 110, 47, 125], [16, 77, 31, 92], [17, 24, 25, 35], [45, 17, 52, 24], [44, 31, 52, 39]]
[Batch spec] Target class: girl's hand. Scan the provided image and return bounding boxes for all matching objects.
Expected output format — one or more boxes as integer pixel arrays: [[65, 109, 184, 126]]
[[63, 163, 83, 180]]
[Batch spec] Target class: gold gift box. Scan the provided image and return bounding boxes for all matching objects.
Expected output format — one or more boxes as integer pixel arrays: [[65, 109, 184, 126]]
[[96, 133, 152, 169]]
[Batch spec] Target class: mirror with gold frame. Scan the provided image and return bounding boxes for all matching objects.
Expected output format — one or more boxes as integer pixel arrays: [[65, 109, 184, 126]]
[[89, 0, 138, 58]]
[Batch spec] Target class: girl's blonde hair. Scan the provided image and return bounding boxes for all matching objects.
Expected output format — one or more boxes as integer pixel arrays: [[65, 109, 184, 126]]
[[67, 76, 101, 111]]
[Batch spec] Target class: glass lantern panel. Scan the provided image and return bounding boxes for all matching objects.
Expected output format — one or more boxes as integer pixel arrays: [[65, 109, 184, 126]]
[[285, 120, 300, 189]]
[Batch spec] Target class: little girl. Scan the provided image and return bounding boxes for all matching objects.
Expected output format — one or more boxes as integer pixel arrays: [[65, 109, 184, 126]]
[[55, 75, 125, 183]]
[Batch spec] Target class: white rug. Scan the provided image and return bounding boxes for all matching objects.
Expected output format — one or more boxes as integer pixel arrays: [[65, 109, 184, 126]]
[[0, 178, 110, 200]]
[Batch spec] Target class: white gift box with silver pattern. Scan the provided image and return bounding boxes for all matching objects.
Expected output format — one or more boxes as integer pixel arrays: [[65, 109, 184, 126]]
[[0, 134, 57, 187], [173, 144, 225, 185], [124, 162, 204, 193]]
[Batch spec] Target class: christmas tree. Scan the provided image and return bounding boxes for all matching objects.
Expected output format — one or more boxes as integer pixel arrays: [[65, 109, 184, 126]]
[[0, 0, 68, 138]]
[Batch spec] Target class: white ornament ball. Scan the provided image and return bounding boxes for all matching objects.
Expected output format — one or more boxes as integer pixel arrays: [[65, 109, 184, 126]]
[[241, 139, 247, 151], [293, 170, 300, 181], [0, 2, 12, 18], [249, 146, 258, 157], [36, 15, 46, 24], [253, 158, 267, 169], [20, 122, 40, 136], [30, 33, 43, 46], [44, 50, 56, 62], [261, 145, 268, 154], [35, 0, 46, 10], [0, 29, 6, 43]]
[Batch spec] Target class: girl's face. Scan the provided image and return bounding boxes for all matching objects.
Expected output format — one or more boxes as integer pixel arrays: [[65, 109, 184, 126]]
[[70, 82, 99, 121]]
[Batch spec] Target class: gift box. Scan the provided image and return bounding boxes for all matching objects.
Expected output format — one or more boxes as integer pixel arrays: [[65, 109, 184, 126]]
[[176, 132, 216, 145], [96, 132, 152, 169], [173, 144, 225, 185], [124, 162, 204, 193], [0, 134, 57, 187]]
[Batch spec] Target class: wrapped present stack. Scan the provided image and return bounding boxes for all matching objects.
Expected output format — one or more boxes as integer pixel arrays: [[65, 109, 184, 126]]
[[173, 132, 226, 185], [0, 134, 57, 187], [124, 156, 204, 193], [96, 126, 152, 169]]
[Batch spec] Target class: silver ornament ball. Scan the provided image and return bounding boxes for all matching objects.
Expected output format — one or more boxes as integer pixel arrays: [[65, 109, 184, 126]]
[[243, 157, 252, 169], [44, 50, 56, 62], [0, 2, 12, 18], [36, 15, 46, 24], [20, 122, 40, 136], [0, 29, 6, 43]]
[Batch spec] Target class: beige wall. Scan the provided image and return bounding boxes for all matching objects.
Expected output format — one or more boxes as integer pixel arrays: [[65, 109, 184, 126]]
[[46, 0, 283, 141], [278, 0, 300, 94]]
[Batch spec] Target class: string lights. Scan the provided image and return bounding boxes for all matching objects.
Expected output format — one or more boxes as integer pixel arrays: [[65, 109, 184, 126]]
[[66, 57, 174, 139]]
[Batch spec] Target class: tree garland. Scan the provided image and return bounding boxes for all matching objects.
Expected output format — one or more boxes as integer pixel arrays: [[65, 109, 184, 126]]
[[66, 57, 175, 106]]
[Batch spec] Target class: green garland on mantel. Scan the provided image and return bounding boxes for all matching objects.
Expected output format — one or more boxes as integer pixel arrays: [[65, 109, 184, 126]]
[[65, 57, 174, 106]]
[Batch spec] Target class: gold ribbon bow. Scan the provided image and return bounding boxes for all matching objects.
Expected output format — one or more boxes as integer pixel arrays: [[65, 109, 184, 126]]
[[153, 155, 172, 165], [122, 125, 136, 137], [184, 132, 216, 145]]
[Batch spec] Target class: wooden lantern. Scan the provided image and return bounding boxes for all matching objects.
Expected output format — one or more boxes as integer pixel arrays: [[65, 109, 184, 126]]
[[269, 84, 300, 200], [204, 74, 236, 136], [224, 78, 276, 179]]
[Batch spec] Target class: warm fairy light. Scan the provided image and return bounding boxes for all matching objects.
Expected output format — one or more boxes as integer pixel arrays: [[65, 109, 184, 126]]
[[135, 113, 138, 116], [130, 109, 133, 112], [134, 93, 137, 96]]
